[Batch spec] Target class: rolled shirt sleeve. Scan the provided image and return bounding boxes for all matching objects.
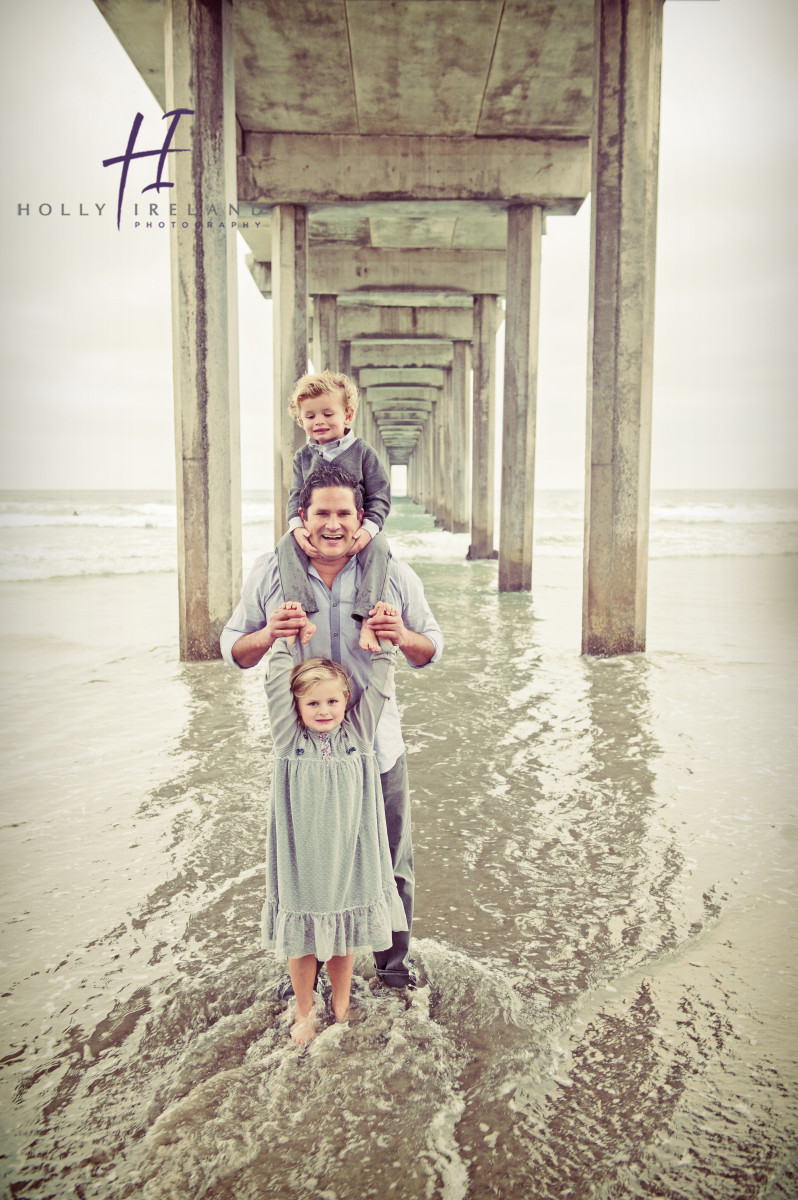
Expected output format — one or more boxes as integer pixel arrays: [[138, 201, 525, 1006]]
[[219, 554, 282, 669]]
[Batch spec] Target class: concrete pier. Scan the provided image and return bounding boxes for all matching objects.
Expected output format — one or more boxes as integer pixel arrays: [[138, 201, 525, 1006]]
[[451, 341, 471, 535], [315, 294, 338, 371], [499, 205, 543, 592], [166, 0, 241, 661], [272, 204, 308, 539], [469, 295, 499, 559], [100, 1, 668, 656], [582, 0, 664, 655]]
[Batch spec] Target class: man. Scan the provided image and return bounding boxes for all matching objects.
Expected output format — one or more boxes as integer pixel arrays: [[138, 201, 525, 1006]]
[[220, 462, 443, 989]]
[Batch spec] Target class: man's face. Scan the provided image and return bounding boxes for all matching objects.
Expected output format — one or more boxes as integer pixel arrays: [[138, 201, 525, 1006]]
[[300, 486, 363, 561]]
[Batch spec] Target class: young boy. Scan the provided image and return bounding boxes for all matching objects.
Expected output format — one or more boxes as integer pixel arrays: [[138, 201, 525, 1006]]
[[276, 370, 392, 652]]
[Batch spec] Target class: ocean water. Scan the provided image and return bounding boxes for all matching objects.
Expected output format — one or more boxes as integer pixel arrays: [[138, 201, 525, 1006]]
[[0, 494, 796, 1199], [0, 489, 795, 581]]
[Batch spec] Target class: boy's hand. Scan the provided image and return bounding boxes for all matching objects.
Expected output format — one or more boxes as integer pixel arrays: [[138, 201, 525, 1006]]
[[292, 526, 321, 559], [346, 527, 373, 558]]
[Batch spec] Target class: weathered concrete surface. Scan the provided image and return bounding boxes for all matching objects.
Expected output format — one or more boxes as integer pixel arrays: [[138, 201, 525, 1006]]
[[469, 295, 500, 559], [451, 341, 472, 535], [272, 204, 308, 539], [358, 370, 444, 389], [499, 205, 543, 593], [246, 249, 504, 297], [239, 133, 589, 211], [350, 343, 455, 370], [582, 0, 663, 656], [337, 306, 473, 343], [310, 248, 506, 296], [96, 0, 594, 140], [166, 0, 241, 662], [314, 294, 338, 371]]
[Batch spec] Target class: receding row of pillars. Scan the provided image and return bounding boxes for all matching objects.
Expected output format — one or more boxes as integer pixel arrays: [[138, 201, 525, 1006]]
[[166, 0, 664, 661]]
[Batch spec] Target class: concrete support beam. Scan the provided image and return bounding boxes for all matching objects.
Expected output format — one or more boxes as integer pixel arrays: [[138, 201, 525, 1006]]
[[240, 133, 590, 212], [312, 248, 505, 295], [357, 369, 445, 390], [499, 205, 543, 592], [350, 343, 455, 370], [362, 386, 440, 406], [315, 294, 339, 372], [451, 340, 472, 535], [582, 0, 664, 656], [166, 0, 241, 662], [272, 204, 308, 540], [246, 256, 502, 299], [338, 306, 473, 342], [469, 295, 500, 559], [340, 340, 351, 375]]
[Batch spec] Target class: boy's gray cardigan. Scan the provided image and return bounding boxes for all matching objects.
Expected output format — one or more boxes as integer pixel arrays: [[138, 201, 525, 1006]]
[[286, 438, 391, 536]]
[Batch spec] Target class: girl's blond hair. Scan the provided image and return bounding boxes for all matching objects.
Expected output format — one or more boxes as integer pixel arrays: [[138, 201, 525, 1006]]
[[289, 656, 351, 725], [288, 370, 359, 427]]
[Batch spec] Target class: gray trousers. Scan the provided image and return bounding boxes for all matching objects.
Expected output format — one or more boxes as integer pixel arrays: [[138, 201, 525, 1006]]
[[374, 753, 415, 985], [276, 529, 391, 622]]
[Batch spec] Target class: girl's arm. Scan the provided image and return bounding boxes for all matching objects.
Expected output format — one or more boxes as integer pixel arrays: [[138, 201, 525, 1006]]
[[264, 636, 301, 749], [347, 639, 397, 745]]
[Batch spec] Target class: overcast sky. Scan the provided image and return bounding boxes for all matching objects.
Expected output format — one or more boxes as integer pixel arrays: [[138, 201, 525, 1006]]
[[0, 0, 796, 492]]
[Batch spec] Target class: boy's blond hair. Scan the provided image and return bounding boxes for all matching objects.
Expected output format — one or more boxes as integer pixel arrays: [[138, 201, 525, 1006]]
[[290, 656, 351, 725], [288, 370, 359, 427]]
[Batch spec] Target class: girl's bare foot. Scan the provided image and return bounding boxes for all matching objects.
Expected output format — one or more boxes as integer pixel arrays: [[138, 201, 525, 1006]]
[[290, 1006, 318, 1045], [332, 996, 350, 1023]]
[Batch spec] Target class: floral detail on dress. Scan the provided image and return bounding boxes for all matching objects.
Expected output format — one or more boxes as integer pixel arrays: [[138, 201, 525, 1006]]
[[317, 732, 332, 760]]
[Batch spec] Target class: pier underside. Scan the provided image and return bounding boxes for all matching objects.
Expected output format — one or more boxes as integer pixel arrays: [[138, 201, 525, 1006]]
[[95, 0, 664, 659]]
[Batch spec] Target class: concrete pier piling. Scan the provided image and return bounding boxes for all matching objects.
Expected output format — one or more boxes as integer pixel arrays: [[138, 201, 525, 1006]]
[[166, 0, 241, 661], [272, 204, 308, 540], [499, 205, 543, 593], [582, 0, 664, 655], [451, 341, 472, 536], [315, 294, 339, 372], [469, 295, 500, 560]]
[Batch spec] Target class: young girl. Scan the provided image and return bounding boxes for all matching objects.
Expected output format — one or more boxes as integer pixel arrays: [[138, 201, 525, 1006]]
[[263, 601, 407, 1044], [276, 370, 392, 652]]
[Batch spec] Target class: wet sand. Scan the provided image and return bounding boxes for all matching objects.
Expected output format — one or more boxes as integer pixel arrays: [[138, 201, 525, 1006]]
[[1, 502, 796, 1199]]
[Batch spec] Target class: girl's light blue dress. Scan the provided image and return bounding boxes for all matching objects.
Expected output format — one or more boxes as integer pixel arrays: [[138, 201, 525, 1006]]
[[262, 638, 407, 961]]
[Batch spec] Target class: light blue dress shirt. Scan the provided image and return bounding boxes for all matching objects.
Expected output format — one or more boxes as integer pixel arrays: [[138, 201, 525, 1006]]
[[220, 552, 443, 773]]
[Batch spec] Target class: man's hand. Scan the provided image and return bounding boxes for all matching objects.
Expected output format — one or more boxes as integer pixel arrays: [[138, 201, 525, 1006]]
[[231, 603, 312, 668], [345, 527, 373, 559], [365, 605, 435, 667], [292, 526, 321, 560]]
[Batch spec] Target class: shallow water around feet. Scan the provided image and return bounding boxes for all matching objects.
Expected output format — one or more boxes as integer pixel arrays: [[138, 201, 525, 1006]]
[[1, 502, 796, 1199]]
